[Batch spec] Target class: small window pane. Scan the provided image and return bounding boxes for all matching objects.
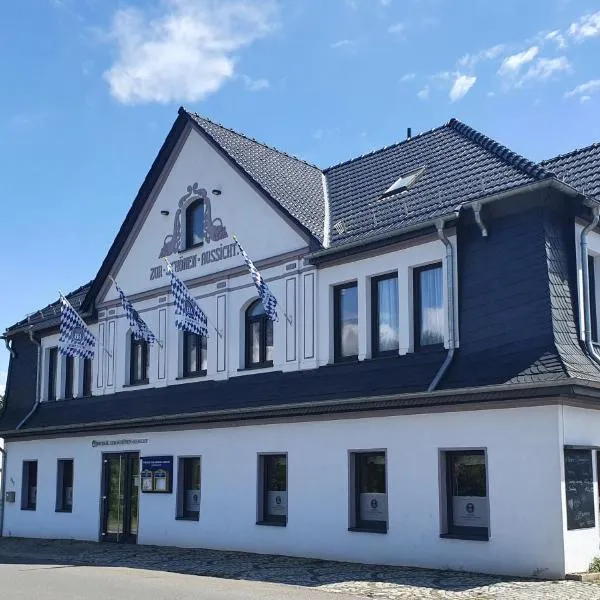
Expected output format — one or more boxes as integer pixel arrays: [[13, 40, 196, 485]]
[[186, 201, 205, 248], [416, 265, 444, 347], [187, 334, 198, 373], [64, 356, 74, 399], [48, 348, 58, 401], [56, 459, 73, 513], [265, 320, 273, 363], [200, 335, 208, 372], [178, 457, 201, 520], [250, 320, 261, 364], [22, 461, 37, 510], [374, 275, 399, 355], [589, 255, 598, 343], [335, 284, 358, 360], [83, 359, 92, 397], [261, 454, 287, 524], [353, 452, 387, 530], [130, 339, 147, 384]]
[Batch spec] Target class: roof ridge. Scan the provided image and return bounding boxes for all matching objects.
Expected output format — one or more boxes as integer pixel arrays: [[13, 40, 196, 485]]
[[447, 118, 555, 181], [323, 124, 448, 173], [541, 140, 600, 165], [182, 108, 322, 171]]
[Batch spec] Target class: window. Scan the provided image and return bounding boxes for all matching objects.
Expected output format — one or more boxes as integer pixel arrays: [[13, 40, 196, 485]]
[[64, 355, 75, 399], [414, 263, 444, 348], [442, 450, 489, 540], [82, 358, 92, 397], [177, 457, 201, 521], [334, 283, 358, 362], [350, 451, 387, 532], [56, 459, 74, 513], [47, 347, 58, 401], [245, 300, 273, 368], [185, 199, 205, 249], [21, 461, 37, 511], [183, 332, 207, 377], [381, 167, 425, 198], [589, 255, 598, 343], [372, 274, 399, 357], [258, 454, 287, 525], [130, 337, 149, 385]]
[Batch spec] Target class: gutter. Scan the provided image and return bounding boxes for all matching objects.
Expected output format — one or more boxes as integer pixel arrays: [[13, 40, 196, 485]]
[[580, 204, 600, 368], [16, 330, 42, 430]]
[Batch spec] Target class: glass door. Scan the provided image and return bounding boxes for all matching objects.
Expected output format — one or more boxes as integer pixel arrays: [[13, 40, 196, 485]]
[[100, 453, 139, 543]]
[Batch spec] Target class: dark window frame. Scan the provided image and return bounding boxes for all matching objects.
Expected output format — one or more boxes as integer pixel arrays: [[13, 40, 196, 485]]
[[129, 337, 149, 385], [371, 273, 399, 358], [176, 456, 201, 521], [349, 451, 388, 533], [589, 255, 598, 343], [64, 355, 75, 399], [257, 453, 287, 526], [82, 358, 93, 397], [21, 460, 38, 511], [185, 199, 205, 250], [334, 282, 359, 363], [56, 459, 74, 513], [47, 347, 58, 401], [182, 332, 207, 378], [442, 449, 489, 541], [245, 299, 274, 369], [413, 262, 444, 351]]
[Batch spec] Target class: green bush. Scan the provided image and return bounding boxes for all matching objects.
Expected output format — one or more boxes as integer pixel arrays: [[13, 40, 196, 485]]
[[588, 557, 600, 573]]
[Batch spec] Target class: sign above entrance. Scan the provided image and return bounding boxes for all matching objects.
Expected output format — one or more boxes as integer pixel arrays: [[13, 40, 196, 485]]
[[141, 456, 173, 494]]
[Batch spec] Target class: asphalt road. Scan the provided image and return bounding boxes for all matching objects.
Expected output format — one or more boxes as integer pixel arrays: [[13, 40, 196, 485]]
[[0, 562, 365, 600]]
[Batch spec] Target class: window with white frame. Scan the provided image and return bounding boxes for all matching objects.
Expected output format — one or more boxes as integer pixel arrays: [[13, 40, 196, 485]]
[[588, 254, 599, 343], [371, 274, 399, 357], [129, 336, 149, 385], [413, 263, 444, 349]]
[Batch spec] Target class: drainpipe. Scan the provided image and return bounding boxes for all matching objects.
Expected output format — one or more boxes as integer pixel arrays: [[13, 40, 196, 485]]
[[580, 205, 600, 367], [0, 336, 15, 359], [428, 220, 456, 392], [16, 329, 42, 430], [472, 202, 488, 238], [0, 446, 5, 537]]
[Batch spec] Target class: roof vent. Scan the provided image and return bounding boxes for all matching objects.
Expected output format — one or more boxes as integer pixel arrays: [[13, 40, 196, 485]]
[[334, 220, 346, 235], [407, 127, 412, 140], [380, 166, 425, 199]]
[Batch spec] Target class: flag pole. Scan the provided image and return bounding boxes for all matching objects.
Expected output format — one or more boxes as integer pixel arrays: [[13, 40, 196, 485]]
[[163, 257, 222, 338]]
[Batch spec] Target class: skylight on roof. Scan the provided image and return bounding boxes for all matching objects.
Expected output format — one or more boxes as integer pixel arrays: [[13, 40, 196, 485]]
[[381, 166, 425, 198]]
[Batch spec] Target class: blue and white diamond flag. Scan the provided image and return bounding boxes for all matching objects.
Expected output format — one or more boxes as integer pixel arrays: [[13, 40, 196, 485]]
[[59, 294, 96, 359], [114, 282, 157, 344], [233, 236, 278, 322], [168, 265, 209, 337]]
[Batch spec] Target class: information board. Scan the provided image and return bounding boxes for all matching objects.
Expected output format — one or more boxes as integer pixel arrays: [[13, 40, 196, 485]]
[[564, 449, 595, 530], [140, 456, 173, 494]]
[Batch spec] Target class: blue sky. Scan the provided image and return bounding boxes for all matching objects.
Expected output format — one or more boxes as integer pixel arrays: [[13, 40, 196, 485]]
[[1, 0, 600, 391]]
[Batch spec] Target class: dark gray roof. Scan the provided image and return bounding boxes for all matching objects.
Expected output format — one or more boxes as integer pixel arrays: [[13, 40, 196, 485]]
[[186, 111, 326, 243], [542, 142, 600, 200], [324, 119, 554, 247]]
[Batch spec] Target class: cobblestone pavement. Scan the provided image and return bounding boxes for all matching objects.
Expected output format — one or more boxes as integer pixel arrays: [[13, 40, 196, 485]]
[[1, 538, 600, 599]]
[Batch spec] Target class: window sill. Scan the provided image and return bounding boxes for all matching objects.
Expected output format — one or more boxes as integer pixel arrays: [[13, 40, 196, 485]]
[[333, 356, 359, 365], [348, 526, 388, 534], [440, 532, 489, 542], [123, 380, 150, 388], [176, 516, 200, 522], [414, 344, 445, 354], [238, 362, 274, 372], [256, 520, 286, 527], [21, 507, 36, 512], [55, 508, 73, 514], [176, 371, 207, 380]]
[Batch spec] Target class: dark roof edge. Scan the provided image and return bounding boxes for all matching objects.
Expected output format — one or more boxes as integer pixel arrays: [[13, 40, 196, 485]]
[[541, 140, 600, 166], [3, 378, 598, 439], [448, 118, 555, 181]]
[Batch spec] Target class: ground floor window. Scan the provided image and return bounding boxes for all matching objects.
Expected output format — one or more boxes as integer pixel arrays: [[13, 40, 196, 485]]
[[21, 460, 38, 511], [443, 450, 489, 539], [349, 451, 387, 532], [56, 459, 74, 513], [177, 457, 201, 521], [258, 454, 287, 525]]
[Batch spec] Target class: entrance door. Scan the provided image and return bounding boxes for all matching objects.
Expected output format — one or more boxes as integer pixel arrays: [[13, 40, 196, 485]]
[[100, 452, 140, 543]]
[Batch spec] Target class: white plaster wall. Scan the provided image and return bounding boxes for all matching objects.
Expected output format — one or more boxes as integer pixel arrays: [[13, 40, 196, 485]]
[[561, 406, 600, 574], [3, 405, 565, 577]]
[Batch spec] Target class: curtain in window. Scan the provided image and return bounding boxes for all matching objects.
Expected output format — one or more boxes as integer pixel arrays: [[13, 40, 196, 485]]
[[419, 267, 444, 345], [377, 277, 399, 352]]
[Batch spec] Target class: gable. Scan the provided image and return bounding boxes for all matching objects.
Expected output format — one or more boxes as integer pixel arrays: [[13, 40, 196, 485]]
[[99, 124, 309, 303]]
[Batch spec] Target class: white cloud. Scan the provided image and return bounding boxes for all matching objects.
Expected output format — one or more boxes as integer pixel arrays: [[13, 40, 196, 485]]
[[380, 0, 392, 5], [519, 56, 571, 85], [331, 39, 354, 49], [241, 75, 269, 91], [449, 74, 476, 101], [565, 79, 600, 99], [498, 46, 539, 76], [103, 0, 278, 105], [581, 95, 592, 103], [545, 30, 567, 48], [417, 85, 429, 100], [567, 11, 600, 42], [388, 22, 406, 35], [400, 72, 416, 83], [458, 44, 505, 69]]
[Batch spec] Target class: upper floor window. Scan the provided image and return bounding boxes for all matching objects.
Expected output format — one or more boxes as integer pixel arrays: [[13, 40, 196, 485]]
[[372, 274, 399, 357], [47, 347, 58, 401], [64, 355, 75, 399], [589, 255, 598, 343], [82, 358, 93, 397], [334, 282, 358, 362], [414, 263, 444, 349], [130, 337, 149, 385], [183, 332, 207, 377], [185, 199, 204, 249], [245, 300, 273, 369]]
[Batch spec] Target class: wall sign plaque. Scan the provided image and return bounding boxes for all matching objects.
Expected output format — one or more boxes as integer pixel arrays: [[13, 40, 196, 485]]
[[141, 456, 173, 494], [564, 448, 595, 530]]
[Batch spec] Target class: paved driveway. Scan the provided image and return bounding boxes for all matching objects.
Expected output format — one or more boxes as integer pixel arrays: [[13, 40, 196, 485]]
[[1, 538, 600, 599]]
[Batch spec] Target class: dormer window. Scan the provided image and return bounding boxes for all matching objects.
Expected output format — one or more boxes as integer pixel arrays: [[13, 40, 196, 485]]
[[380, 167, 425, 199], [185, 199, 205, 249]]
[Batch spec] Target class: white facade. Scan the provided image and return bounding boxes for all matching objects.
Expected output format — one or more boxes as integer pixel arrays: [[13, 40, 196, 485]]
[[3, 403, 587, 578]]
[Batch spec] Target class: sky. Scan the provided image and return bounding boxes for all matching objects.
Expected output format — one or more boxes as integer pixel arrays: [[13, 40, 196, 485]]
[[1, 0, 600, 392]]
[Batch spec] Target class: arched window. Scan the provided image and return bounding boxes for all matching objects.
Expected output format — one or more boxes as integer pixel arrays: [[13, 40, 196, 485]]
[[185, 199, 204, 249], [245, 300, 273, 368], [130, 336, 149, 385]]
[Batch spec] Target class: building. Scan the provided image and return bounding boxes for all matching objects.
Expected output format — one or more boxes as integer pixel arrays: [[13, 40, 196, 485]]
[[1, 108, 600, 578]]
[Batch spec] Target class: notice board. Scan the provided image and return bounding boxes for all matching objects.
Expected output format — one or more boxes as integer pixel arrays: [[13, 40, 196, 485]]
[[564, 449, 595, 530]]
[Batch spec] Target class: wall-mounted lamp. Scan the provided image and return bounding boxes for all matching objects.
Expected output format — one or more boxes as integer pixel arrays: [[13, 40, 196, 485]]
[[211, 188, 222, 196], [160, 210, 170, 216]]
